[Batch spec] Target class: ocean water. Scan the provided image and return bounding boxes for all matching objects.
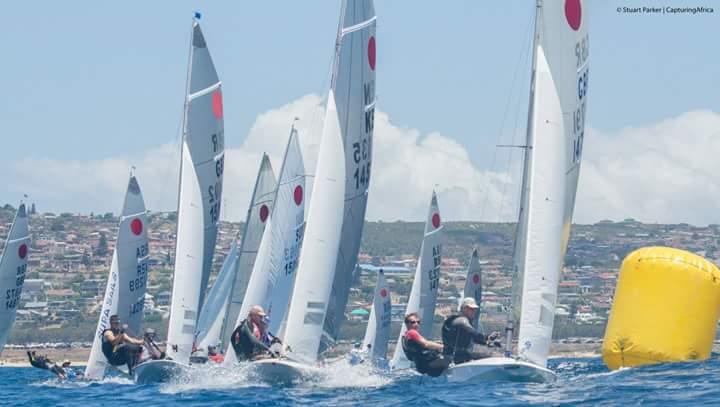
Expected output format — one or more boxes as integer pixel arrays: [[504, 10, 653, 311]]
[[2, 357, 719, 406]]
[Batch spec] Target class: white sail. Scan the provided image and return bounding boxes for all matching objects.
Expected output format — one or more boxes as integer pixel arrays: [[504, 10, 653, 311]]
[[85, 175, 149, 379], [463, 249, 483, 328], [391, 192, 443, 368], [195, 241, 238, 351], [282, 91, 346, 363], [224, 127, 305, 364], [515, 0, 589, 367], [322, 0, 377, 347], [219, 155, 276, 350], [0, 203, 30, 353], [361, 269, 391, 363], [167, 19, 225, 364]]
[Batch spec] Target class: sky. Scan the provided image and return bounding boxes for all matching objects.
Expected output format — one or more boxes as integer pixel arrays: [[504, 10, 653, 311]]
[[1, 1, 718, 225]]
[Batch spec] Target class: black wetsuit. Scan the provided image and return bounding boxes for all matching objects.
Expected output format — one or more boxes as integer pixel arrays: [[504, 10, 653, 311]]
[[401, 333, 450, 377], [441, 314, 491, 364], [101, 328, 141, 373], [230, 319, 270, 361], [27, 351, 65, 378]]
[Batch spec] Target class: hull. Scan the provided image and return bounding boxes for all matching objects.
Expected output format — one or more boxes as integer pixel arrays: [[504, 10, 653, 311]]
[[248, 358, 320, 384], [445, 357, 555, 383], [133, 359, 191, 384]]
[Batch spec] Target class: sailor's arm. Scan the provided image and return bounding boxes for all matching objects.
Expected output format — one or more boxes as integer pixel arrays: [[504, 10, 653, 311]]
[[416, 336, 443, 352], [454, 317, 488, 344], [122, 333, 145, 346], [104, 330, 123, 346]]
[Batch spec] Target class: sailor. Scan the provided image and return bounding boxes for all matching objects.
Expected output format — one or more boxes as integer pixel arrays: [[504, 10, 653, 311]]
[[27, 351, 81, 380], [401, 312, 450, 377], [60, 360, 83, 380], [442, 297, 501, 364], [207, 345, 224, 363], [138, 328, 165, 363], [101, 314, 144, 374], [230, 305, 277, 361]]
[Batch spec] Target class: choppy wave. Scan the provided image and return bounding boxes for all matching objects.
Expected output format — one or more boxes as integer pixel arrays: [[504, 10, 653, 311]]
[[6, 357, 720, 405]]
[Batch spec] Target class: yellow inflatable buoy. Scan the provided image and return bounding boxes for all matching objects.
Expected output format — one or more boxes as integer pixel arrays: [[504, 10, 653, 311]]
[[602, 247, 720, 370]]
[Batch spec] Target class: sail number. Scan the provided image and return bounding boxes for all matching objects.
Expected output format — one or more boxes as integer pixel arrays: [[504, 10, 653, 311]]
[[572, 34, 590, 165], [428, 244, 442, 291], [353, 81, 375, 191], [5, 264, 26, 310], [209, 130, 224, 224], [130, 260, 148, 292], [381, 301, 391, 328], [208, 180, 222, 224]]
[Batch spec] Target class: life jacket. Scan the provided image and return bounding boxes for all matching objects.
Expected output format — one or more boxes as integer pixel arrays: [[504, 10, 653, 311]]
[[101, 328, 127, 365], [401, 331, 439, 370], [231, 319, 264, 360], [442, 314, 479, 359]]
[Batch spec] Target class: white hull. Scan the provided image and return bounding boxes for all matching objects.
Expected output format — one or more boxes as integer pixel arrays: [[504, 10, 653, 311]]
[[247, 358, 320, 384], [445, 357, 555, 383], [133, 359, 191, 384]]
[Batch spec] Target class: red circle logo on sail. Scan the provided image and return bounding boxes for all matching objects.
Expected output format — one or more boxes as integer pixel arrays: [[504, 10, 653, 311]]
[[368, 36, 376, 71], [380, 288, 388, 298], [259, 204, 269, 222], [472, 274, 480, 284], [432, 213, 441, 228], [131, 219, 143, 235], [212, 89, 224, 119], [294, 185, 304, 206], [18, 244, 27, 259], [565, 0, 582, 31]]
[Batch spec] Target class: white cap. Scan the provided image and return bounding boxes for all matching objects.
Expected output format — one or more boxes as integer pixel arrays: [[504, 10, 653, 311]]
[[460, 297, 479, 309]]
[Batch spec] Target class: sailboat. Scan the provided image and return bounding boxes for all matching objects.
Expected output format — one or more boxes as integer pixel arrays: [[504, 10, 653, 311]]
[[85, 174, 149, 380], [463, 249, 483, 329], [223, 124, 305, 365], [390, 191, 443, 369], [135, 14, 225, 384], [250, 0, 377, 380], [0, 203, 30, 354], [217, 155, 276, 352], [445, 0, 589, 383], [359, 269, 391, 366]]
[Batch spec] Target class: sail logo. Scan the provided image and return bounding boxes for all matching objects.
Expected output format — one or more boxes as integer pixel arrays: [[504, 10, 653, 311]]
[[130, 218, 143, 236], [565, 0, 582, 31], [212, 89, 223, 119], [259, 204, 269, 222], [367, 36, 376, 70]]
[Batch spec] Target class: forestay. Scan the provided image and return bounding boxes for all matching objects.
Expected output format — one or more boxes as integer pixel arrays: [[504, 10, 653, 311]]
[[391, 192, 443, 368], [85, 176, 149, 379], [514, 0, 589, 367], [361, 269, 391, 363], [322, 0, 377, 348], [219, 155, 276, 350], [167, 19, 225, 364], [224, 127, 305, 364], [0, 203, 30, 353]]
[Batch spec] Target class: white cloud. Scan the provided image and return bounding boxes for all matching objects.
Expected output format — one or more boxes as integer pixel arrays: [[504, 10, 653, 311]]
[[575, 110, 720, 225], [5, 96, 719, 225]]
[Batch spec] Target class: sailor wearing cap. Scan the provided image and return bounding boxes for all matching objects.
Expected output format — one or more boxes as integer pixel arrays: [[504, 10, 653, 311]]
[[441, 297, 501, 364]]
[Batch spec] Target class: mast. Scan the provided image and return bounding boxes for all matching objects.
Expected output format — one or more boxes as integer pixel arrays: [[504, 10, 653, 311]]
[[506, 0, 541, 357]]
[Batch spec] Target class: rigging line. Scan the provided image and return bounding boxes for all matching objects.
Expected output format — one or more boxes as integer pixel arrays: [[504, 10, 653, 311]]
[[497, 10, 536, 224], [479, 8, 537, 223]]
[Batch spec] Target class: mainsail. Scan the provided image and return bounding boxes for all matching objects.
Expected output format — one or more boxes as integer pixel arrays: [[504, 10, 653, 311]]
[[0, 203, 30, 353], [166, 18, 225, 364], [85, 175, 149, 380], [361, 269, 391, 363], [224, 126, 305, 364], [219, 155, 276, 350], [512, 0, 589, 367], [463, 249, 483, 328], [391, 192, 443, 368], [321, 0, 377, 347]]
